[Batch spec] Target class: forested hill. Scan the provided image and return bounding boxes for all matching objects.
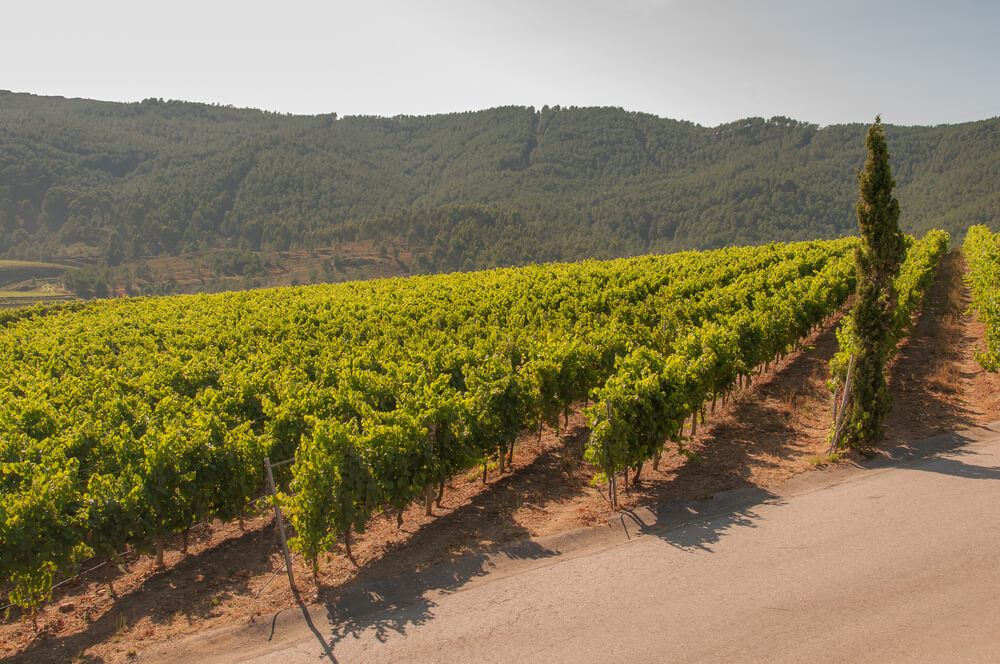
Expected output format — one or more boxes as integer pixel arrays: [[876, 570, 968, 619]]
[[2, 90, 998, 275]]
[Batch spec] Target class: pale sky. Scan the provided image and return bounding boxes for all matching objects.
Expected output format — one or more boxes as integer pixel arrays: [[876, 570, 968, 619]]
[[4, 0, 998, 127]]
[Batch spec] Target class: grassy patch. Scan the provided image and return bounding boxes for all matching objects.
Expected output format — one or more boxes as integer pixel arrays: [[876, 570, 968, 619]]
[[0, 259, 69, 270], [0, 290, 65, 297], [809, 452, 841, 467]]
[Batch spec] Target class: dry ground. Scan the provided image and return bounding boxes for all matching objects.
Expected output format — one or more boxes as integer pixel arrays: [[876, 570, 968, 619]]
[[131, 240, 414, 294], [883, 250, 1000, 441], [2, 249, 998, 663]]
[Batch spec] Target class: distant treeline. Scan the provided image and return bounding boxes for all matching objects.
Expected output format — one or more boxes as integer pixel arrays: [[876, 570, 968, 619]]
[[1, 91, 998, 270]]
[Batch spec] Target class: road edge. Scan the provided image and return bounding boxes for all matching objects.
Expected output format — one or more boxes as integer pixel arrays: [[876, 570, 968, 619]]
[[143, 419, 1000, 663]]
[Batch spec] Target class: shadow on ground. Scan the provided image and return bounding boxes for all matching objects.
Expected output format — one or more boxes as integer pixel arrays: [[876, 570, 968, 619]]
[[613, 486, 779, 553], [295, 311, 849, 658], [884, 250, 982, 441], [16, 255, 981, 663], [10, 523, 283, 664], [311, 434, 599, 658], [308, 485, 784, 661], [621, 309, 843, 510]]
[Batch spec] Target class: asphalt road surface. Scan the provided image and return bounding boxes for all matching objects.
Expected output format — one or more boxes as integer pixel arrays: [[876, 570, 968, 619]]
[[154, 425, 1000, 663]]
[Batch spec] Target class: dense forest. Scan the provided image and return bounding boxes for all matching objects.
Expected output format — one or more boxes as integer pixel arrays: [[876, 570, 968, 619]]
[[1, 90, 997, 285]]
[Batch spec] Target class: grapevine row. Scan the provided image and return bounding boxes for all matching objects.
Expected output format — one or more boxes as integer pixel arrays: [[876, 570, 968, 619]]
[[284, 241, 857, 566], [829, 229, 951, 388], [0, 239, 856, 609], [584, 246, 857, 489], [963, 225, 1000, 372]]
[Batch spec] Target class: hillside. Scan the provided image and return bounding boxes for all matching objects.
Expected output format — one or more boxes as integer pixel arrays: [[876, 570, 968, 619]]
[[2, 91, 999, 288]]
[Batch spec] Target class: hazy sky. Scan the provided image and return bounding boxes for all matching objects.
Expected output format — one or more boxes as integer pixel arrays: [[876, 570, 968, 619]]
[[4, 0, 997, 126]]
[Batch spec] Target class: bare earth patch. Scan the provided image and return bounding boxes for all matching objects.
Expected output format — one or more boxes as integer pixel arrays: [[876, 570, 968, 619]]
[[883, 249, 1000, 442], [3, 250, 998, 663]]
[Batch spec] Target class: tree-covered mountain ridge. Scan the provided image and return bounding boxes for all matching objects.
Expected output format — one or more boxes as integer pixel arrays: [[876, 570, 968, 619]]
[[2, 90, 998, 276]]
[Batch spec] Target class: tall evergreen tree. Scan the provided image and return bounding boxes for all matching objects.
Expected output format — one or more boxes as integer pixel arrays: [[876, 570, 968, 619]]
[[842, 116, 906, 450]]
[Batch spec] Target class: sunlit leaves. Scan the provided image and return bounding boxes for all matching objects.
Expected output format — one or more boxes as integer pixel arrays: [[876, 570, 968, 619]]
[[964, 225, 1000, 372]]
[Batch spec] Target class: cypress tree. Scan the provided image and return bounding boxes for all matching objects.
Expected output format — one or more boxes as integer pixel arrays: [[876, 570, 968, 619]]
[[842, 116, 907, 450]]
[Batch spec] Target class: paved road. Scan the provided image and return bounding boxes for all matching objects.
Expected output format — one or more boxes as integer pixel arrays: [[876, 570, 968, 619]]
[[155, 426, 1000, 663]]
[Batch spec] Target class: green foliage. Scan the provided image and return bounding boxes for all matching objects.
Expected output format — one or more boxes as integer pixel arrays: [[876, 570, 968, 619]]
[[964, 225, 1000, 371], [0, 238, 857, 609], [288, 420, 377, 570], [830, 229, 950, 448], [838, 118, 907, 450], [586, 242, 857, 481], [0, 453, 91, 611], [211, 248, 266, 277], [63, 266, 110, 298], [1, 92, 998, 270]]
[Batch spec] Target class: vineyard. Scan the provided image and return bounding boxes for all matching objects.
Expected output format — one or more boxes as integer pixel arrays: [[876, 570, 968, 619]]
[[0, 233, 954, 615], [964, 225, 1000, 372], [829, 230, 951, 398]]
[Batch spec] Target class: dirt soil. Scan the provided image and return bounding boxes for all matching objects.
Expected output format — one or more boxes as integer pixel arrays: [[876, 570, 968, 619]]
[[882, 250, 1000, 442], [2, 248, 998, 664]]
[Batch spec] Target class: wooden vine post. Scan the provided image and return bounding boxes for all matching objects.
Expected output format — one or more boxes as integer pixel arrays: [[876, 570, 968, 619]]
[[610, 471, 618, 509], [425, 424, 437, 516], [606, 401, 618, 509], [828, 354, 856, 455], [264, 456, 297, 593]]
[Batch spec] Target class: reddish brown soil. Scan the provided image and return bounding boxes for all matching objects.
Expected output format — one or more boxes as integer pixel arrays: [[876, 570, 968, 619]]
[[3, 249, 998, 664], [883, 250, 1000, 441]]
